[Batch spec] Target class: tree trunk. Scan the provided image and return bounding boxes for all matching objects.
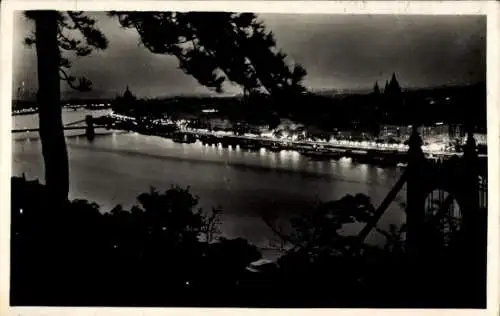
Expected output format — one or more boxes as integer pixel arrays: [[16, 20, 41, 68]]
[[34, 11, 69, 201]]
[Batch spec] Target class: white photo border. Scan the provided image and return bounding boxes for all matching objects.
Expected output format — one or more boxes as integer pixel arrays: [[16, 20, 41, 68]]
[[1, 1, 498, 316]]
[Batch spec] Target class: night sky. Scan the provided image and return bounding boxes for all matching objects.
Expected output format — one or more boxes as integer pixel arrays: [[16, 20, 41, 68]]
[[12, 12, 486, 99]]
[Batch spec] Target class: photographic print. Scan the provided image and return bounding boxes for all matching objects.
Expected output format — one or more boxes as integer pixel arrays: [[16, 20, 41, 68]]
[[5, 1, 494, 311]]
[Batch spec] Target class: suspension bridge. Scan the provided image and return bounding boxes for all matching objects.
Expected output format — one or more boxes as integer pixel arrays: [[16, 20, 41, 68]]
[[12, 115, 108, 141]]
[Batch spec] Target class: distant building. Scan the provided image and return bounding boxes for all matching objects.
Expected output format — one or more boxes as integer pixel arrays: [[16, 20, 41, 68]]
[[473, 133, 487, 145], [334, 129, 370, 141], [379, 124, 401, 140], [248, 121, 271, 134], [174, 112, 199, 121], [448, 124, 463, 139], [373, 81, 381, 95], [209, 118, 233, 130], [198, 115, 233, 131], [398, 125, 413, 139], [277, 118, 304, 131], [113, 85, 138, 115], [270, 119, 306, 139], [385, 73, 402, 96], [334, 130, 352, 140], [123, 85, 135, 100], [379, 123, 458, 144], [307, 125, 331, 137], [418, 123, 450, 144]]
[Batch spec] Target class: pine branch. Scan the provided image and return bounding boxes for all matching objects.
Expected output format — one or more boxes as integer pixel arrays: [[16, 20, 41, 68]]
[[59, 67, 92, 92], [110, 11, 307, 98], [67, 11, 108, 51]]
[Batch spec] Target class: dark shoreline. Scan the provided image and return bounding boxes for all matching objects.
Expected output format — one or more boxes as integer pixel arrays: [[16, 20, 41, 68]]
[[111, 118, 456, 168], [114, 121, 413, 167]]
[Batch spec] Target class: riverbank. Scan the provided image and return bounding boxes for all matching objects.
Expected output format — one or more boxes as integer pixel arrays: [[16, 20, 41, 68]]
[[99, 114, 485, 168]]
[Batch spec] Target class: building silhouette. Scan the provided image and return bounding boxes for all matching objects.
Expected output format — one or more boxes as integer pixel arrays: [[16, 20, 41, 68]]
[[385, 72, 402, 96], [123, 85, 136, 101], [112, 85, 138, 116], [373, 81, 381, 95]]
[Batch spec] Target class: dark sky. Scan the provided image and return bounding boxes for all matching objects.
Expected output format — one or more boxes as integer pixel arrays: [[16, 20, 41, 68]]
[[12, 12, 486, 99]]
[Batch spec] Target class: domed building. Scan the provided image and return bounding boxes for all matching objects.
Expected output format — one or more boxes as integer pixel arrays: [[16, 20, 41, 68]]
[[123, 85, 136, 101], [112, 85, 137, 115]]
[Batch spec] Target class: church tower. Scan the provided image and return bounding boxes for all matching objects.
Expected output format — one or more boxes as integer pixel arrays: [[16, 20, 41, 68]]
[[382, 73, 403, 123], [373, 81, 381, 95], [388, 72, 401, 95]]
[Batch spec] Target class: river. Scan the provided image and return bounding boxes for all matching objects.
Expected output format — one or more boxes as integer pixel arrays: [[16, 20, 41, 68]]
[[12, 109, 407, 258]]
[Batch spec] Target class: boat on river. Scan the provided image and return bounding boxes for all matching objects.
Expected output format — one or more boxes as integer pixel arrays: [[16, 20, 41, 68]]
[[299, 148, 344, 160], [172, 132, 197, 144], [266, 142, 283, 152], [239, 139, 260, 150]]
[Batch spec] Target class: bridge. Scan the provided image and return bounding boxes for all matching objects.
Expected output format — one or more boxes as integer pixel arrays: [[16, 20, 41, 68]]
[[12, 115, 107, 141], [358, 125, 487, 253], [12, 126, 104, 133]]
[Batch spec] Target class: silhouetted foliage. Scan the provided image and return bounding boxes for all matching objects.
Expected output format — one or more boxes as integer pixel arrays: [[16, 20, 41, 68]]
[[24, 11, 109, 92], [10, 176, 259, 306], [108, 12, 307, 98], [11, 175, 486, 307], [258, 189, 486, 308]]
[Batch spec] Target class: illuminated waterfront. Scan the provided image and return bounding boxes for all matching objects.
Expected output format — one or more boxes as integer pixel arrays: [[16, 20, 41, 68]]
[[12, 109, 408, 257], [106, 112, 486, 160]]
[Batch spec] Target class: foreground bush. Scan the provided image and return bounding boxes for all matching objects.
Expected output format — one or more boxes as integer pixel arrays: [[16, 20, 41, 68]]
[[10, 176, 486, 308], [10, 176, 261, 306]]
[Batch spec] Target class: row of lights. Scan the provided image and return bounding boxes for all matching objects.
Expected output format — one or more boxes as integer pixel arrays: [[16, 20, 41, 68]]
[[109, 113, 455, 154], [177, 126, 448, 153], [110, 112, 136, 121], [13, 107, 37, 113], [191, 128, 450, 153]]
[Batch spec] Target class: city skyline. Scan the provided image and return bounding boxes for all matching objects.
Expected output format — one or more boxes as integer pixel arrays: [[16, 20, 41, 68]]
[[12, 12, 485, 99]]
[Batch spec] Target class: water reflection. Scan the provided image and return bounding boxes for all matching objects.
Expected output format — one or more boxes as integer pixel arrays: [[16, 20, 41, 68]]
[[359, 163, 369, 182], [338, 157, 352, 166], [269, 152, 277, 167], [290, 151, 300, 169], [111, 132, 118, 149]]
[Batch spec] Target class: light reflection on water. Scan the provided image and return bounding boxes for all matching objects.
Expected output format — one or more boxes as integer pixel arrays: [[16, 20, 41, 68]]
[[12, 111, 407, 255]]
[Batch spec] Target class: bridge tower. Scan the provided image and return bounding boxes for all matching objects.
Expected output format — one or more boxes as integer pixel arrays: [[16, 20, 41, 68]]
[[85, 115, 95, 141], [405, 124, 485, 256], [354, 121, 486, 305], [405, 125, 426, 256]]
